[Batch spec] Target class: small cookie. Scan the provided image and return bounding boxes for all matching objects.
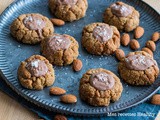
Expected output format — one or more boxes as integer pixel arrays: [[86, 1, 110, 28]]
[[103, 1, 140, 32], [82, 22, 120, 55], [10, 13, 54, 44], [118, 51, 159, 85], [49, 0, 88, 22], [79, 68, 123, 106], [41, 33, 79, 66], [18, 55, 55, 90]]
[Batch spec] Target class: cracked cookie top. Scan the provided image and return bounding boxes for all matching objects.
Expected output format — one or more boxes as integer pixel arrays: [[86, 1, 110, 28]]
[[18, 55, 55, 90], [10, 13, 54, 44], [90, 72, 115, 91], [124, 54, 157, 71]]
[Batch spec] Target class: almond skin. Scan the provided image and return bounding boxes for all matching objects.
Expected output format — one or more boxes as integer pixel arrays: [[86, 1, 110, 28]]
[[142, 47, 153, 56], [50, 18, 65, 26], [54, 114, 67, 120], [60, 94, 77, 104], [50, 87, 66, 95], [73, 59, 83, 72], [152, 32, 159, 42], [115, 49, 125, 61], [134, 26, 144, 39], [130, 39, 140, 50], [146, 40, 156, 51], [121, 33, 130, 46], [151, 94, 160, 105]]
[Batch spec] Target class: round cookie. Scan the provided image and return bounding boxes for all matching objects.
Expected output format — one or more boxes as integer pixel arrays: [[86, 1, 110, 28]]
[[79, 68, 123, 106], [41, 33, 79, 66], [118, 51, 159, 85], [82, 22, 120, 55], [10, 13, 54, 44], [103, 1, 140, 32], [18, 55, 55, 90], [49, 0, 88, 22]]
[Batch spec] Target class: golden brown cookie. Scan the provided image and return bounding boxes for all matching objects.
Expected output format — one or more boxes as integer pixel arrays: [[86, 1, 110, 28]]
[[118, 51, 159, 85], [10, 13, 54, 44], [49, 0, 88, 22], [41, 33, 79, 66], [79, 68, 123, 106], [103, 1, 140, 32], [82, 22, 120, 55], [18, 55, 55, 90]]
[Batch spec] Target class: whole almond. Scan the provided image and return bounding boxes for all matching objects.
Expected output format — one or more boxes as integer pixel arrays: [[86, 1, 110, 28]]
[[146, 40, 156, 51], [54, 114, 67, 120], [130, 39, 140, 50], [152, 32, 159, 42], [60, 94, 77, 104], [121, 33, 130, 46], [115, 49, 125, 61], [151, 94, 160, 105], [142, 47, 153, 56], [134, 26, 144, 39], [50, 87, 66, 95], [50, 18, 65, 26], [73, 59, 83, 72]]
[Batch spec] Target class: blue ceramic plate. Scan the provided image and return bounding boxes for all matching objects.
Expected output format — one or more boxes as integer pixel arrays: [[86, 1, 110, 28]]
[[0, 0, 160, 116]]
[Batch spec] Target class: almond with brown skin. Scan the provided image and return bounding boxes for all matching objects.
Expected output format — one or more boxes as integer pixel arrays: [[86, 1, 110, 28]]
[[73, 59, 83, 72], [152, 32, 159, 42], [115, 49, 125, 61], [121, 33, 130, 46], [50, 87, 66, 95], [151, 94, 160, 105], [142, 47, 153, 56], [130, 39, 140, 50], [50, 18, 65, 26], [60, 94, 77, 104], [54, 114, 67, 120], [134, 26, 144, 39], [146, 40, 156, 51]]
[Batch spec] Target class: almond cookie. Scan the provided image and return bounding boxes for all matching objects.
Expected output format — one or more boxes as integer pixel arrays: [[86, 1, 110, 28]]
[[49, 0, 88, 22], [103, 1, 140, 32], [41, 33, 79, 66], [118, 51, 159, 85], [82, 23, 120, 55], [79, 68, 123, 106], [18, 55, 55, 90], [10, 13, 54, 44]]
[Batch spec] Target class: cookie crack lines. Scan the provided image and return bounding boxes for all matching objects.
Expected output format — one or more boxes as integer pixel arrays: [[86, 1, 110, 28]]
[[49, 0, 88, 22]]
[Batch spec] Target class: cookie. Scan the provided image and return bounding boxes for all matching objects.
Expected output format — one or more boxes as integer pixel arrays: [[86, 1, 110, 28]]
[[49, 0, 88, 22], [118, 51, 159, 85], [82, 22, 120, 55], [10, 13, 54, 44], [79, 68, 123, 106], [103, 1, 140, 32], [41, 33, 79, 66], [18, 55, 55, 90]]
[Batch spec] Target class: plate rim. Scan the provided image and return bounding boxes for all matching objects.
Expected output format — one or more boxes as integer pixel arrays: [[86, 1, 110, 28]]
[[0, 0, 160, 116]]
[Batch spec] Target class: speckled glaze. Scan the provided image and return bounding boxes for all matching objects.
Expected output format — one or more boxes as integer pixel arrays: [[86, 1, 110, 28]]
[[0, 0, 160, 116]]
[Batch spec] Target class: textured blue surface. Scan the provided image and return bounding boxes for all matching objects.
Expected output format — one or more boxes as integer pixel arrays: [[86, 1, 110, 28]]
[[0, 0, 160, 117]]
